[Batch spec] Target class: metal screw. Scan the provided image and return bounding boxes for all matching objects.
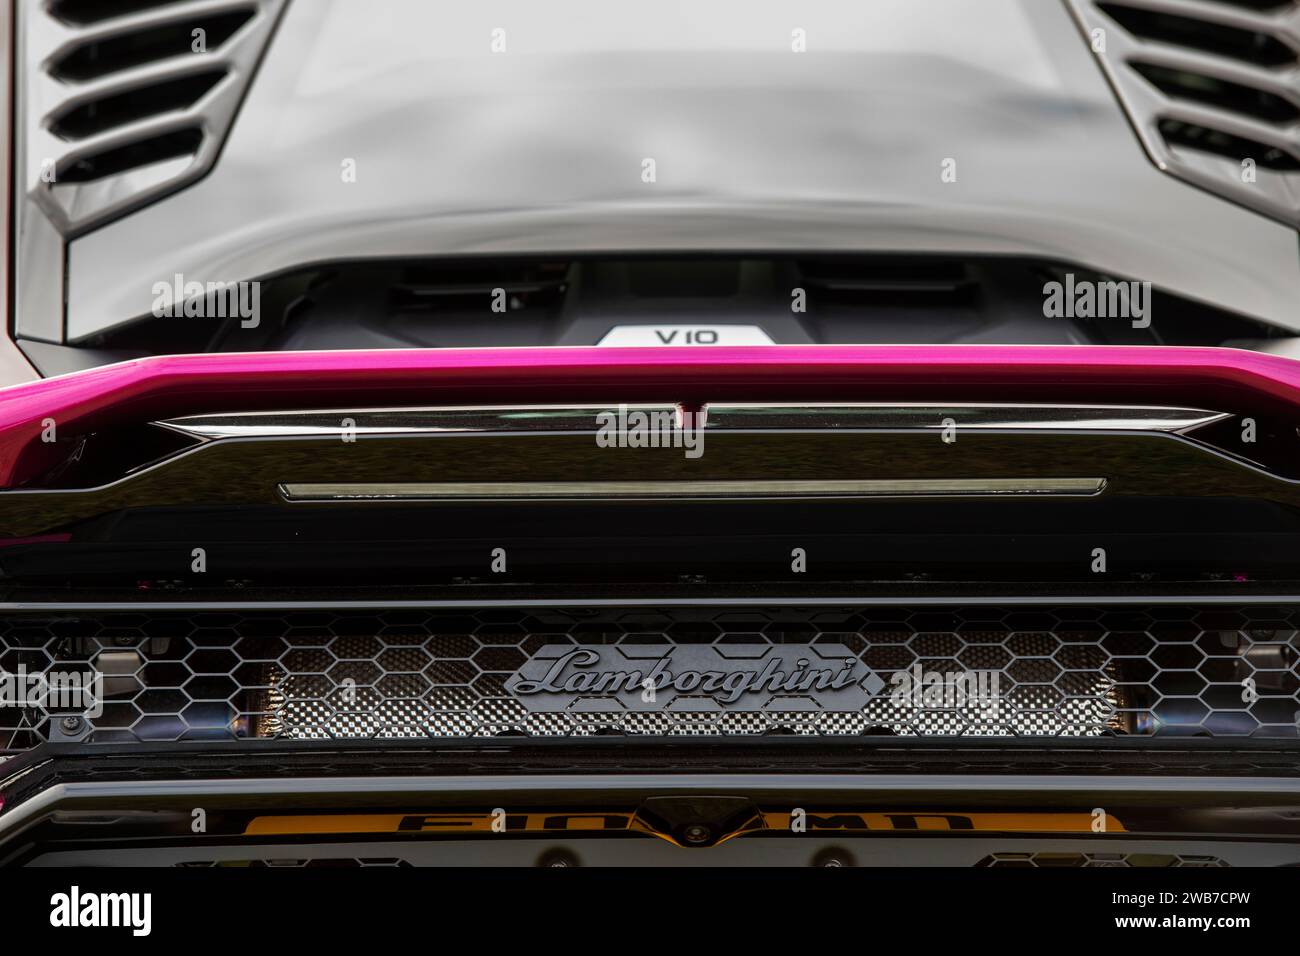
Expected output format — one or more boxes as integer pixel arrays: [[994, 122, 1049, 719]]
[[813, 848, 854, 868], [681, 824, 712, 845], [59, 715, 83, 734]]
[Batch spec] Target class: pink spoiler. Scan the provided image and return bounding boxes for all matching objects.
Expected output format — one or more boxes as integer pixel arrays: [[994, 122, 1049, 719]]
[[1, 344, 1298, 488]]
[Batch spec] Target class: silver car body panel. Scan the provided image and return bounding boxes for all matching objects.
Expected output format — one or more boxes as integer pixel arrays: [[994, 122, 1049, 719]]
[[30, 0, 1300, 341]]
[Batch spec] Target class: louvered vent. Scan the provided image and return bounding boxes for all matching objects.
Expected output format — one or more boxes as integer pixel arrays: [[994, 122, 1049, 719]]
[[22, 0, 287, 235], [392, 261, 572, 314], [796, 259, 978, 307], [1066, 0, 1300, 225]]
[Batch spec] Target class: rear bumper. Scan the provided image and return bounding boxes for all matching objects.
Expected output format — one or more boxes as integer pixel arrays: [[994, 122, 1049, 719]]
[[4, 737, 1300, 866], [1, 344, 1298, 866]]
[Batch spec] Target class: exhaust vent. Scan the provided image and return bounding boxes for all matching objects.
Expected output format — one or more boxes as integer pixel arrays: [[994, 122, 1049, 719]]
[[1067, 0, 1300, 226], [21, 0, 287, 234]]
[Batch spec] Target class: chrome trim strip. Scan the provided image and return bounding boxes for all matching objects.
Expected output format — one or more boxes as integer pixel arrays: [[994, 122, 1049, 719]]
[[160, 405, 678, 440], [279, 478, 1107, 501], [162, 403, 1229, 440], [707, 403, 1228, 433]]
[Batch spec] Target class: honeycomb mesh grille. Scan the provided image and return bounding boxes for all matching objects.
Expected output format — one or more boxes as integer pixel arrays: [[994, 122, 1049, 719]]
[[1, 606, 1298, 752]]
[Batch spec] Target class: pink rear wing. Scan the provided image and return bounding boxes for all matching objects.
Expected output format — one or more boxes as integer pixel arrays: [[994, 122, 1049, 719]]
[[1, 344, 1299, 487]]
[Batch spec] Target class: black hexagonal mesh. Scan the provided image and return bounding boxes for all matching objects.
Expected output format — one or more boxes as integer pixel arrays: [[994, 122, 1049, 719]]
[[1, 605, 1297, 754]]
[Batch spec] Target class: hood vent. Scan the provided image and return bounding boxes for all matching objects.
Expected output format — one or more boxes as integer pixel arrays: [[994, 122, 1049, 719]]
[[1096, 3, 1296, 66], [1209, 0, 1294, 10], [51, 1, 192, 26], [1132, 62, 1300, 122], [57, 127, 206, 183], [1067, 0, 1300, 226], [48, 70, 228, 139], [1158, 117, 1300, 169], [22, 0, 287, 235], [49, 9, 257, 81]]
